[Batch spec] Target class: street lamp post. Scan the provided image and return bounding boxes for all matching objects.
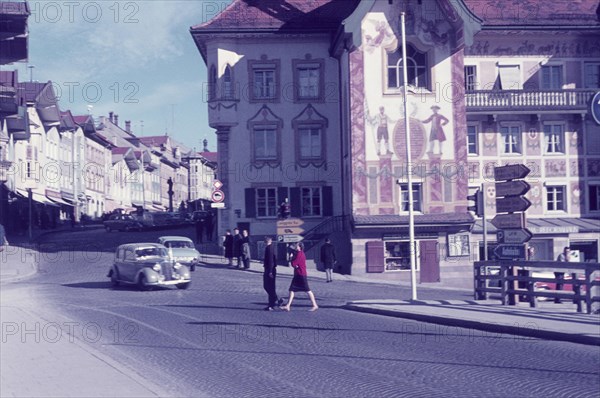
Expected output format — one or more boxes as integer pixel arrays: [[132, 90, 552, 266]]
[[27, 188, 32, 241], [401, 12, 418, 301]]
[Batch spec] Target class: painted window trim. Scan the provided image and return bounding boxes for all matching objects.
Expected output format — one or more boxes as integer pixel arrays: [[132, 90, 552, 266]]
[[292, 57, 325, 103], [248, 57, 281, 103]]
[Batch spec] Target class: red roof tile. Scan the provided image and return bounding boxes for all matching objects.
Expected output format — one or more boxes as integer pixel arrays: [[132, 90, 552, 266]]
[[73, 115, 90, 124], [200, 152, 218, 163], [112, 147, 131, 155], [191, 0, 360, 31], [464, 0, 600, 26]]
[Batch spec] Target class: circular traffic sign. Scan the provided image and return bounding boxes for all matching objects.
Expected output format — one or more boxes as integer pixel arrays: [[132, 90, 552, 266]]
[[211, 190, 225, 203]]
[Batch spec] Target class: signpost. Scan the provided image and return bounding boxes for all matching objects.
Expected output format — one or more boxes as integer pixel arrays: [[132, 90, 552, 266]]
[[491, 213, 525, 229], [496, 196, 531, 213], [495, 180, 530, 197], [276, 217, 304, 246], [494, 244, 526, 260], [497, 228, 533, 244], [494, 164, 531, 181], [591, 91, 600, 125]]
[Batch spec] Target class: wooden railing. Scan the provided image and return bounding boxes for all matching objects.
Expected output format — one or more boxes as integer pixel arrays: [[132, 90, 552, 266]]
[[466, 89, 596, 112], [474, 260, 600, 314]]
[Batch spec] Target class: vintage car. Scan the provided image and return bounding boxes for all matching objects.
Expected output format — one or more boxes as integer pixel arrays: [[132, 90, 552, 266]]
[[107, 243, 191, 290], [157, 236, 201, 271], [103, 214, 143, 232]]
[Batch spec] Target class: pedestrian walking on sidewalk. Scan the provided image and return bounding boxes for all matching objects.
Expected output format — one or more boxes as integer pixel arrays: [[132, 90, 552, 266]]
[[320, 238, 337, 283], [263, 236, 283, 311], [0, 223, 8, 252], [241, 230, 251, 269], [281, 242, 318, 312], [233, 228, 243, 268], [223, 230, 234, 266]]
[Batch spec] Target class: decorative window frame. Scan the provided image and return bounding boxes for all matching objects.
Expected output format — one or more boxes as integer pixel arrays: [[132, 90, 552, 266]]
[[466, 123, 479, 155], [247, 105, 283, 167], [247, 55, 281, 103], [384, 43, 431, 94], [295, 183, 323, 218], [544, 184, 567, 213], [499, 124, 522, 155], [539, 62, 564, 90], [292, 55, 325, 103], [543, 122, 565, 155], [292, 104, 328, 167]]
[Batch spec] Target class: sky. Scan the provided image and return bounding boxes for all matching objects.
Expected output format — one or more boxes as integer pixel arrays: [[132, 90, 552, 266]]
[[4, 0, 234, 152]]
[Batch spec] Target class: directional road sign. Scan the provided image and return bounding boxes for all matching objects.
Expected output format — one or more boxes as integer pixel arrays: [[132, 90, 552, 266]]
[[276, 218, 304, 228], [278, 234, 303, 243], [494, 244, 526, 260], [591, 91, 600, 125], [495, 180, 531, 197], [277, 226, 304, 235], [494, 164, 531, 181], [497, 228, 533, 244], [496, 196, 531, 213], [491, 213, 524, 229]]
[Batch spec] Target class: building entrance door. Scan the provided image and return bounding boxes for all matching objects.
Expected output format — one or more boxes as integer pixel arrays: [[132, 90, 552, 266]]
[[419, 240, 440, 283]]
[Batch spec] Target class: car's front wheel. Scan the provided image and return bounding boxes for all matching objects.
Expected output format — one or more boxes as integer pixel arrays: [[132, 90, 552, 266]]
[[110, 269, 120, 287], [176, 282, 190, 290], [138, 275, 150, 291]]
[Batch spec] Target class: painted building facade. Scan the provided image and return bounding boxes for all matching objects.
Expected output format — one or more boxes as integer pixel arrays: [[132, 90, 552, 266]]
[[192, 0, 599, 286]]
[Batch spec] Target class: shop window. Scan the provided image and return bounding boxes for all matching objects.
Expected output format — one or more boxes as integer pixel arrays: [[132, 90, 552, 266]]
[[387, 44, 428, 90], [384, 241, 419, 271]]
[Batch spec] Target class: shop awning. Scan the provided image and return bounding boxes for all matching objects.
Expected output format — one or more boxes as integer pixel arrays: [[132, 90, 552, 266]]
[[48, 196, 72, 206], [16, 189, 59, 207]]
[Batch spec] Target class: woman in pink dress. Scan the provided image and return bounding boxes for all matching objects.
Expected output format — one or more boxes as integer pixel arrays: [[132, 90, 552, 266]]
[[280, 242, 319, 312]]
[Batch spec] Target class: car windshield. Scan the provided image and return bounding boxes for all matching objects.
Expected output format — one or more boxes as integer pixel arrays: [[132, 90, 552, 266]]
[[135, 248, 166, 258], [164, 241, 193, 249]]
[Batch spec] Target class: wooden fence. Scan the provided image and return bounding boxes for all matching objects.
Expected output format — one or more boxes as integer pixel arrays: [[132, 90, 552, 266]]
[[474, 260, 600, 314]]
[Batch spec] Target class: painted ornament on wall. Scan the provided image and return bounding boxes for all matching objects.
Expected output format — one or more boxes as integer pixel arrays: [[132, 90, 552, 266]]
[[365, 105, 395, 156], [421, 105, 449, 157]]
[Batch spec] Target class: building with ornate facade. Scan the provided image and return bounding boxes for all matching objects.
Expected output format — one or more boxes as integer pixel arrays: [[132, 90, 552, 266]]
[[191, 0, 599, 286]]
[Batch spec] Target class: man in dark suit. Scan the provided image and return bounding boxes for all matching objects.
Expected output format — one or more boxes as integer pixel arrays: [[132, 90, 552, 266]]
[[320, 238, 337, 282], [263, 236, 283, 311], [232, 228, 243, 268]]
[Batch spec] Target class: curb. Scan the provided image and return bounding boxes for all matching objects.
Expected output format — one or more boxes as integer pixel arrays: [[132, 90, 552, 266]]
[[343, 303, 600, 346]]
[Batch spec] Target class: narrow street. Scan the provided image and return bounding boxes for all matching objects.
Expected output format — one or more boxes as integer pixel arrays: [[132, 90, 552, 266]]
[[2, 228, 598, 397]]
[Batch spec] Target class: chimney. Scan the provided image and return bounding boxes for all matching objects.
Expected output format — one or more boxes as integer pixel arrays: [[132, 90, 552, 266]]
[[108, 111, 114, 123], [114, 114, 119, 126], [125, 120, 131, 133], [203, 138, 208, 152]]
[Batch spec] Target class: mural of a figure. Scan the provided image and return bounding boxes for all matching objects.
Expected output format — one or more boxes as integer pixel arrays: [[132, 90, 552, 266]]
[[365, 105, 394, 156], [421, 105, 449, 156]]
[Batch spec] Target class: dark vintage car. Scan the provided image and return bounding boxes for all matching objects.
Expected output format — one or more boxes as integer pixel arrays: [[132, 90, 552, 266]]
[[107, 243, 191, 290], [103, 214, 143, 232]]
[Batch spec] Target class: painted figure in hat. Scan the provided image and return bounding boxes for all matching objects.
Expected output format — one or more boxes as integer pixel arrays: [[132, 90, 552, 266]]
[[422, 104, 449, 156]]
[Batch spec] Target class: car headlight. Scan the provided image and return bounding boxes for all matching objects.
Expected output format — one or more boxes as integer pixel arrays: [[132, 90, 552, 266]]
[[152, 263, 161, 272], [174, 262, 182, 270]]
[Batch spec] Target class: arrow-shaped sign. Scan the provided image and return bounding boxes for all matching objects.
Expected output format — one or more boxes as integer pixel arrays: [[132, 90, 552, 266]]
[[494, 164, 531, 181], [278, 234, 303, 243], [497, 228, 533, 244], [277, 226, 305, 235], [496, 196, 532, 213], [495, 180, 531, 197], [276, 218, 304, 228], [494, 244, 526, 260], [491, 213, 524, 229]]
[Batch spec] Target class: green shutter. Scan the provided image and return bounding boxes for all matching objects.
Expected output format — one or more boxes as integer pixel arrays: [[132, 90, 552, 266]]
[[245, 188, 256, 218], [322, 186, 333, 216]]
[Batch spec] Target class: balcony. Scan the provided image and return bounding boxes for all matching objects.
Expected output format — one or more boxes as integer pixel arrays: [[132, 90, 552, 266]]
[[465, 89, 597, 114]]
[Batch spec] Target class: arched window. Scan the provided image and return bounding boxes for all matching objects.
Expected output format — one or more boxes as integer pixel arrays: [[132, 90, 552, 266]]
[[222, 65, 233, 99], [209, 65, 217, 100], [387, 44, 428, 89]]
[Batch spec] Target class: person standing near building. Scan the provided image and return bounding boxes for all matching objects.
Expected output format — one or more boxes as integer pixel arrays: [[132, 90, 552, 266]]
[[195, 215, 205, 244], [557, 247, 571, 262], [223, 230, 234, 266], [263, 236, 283, 311], [320, 238, 337, 283], [232, 228, 243, 268], [281, 242, 318, 312], [241, 230, 251, 270]]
